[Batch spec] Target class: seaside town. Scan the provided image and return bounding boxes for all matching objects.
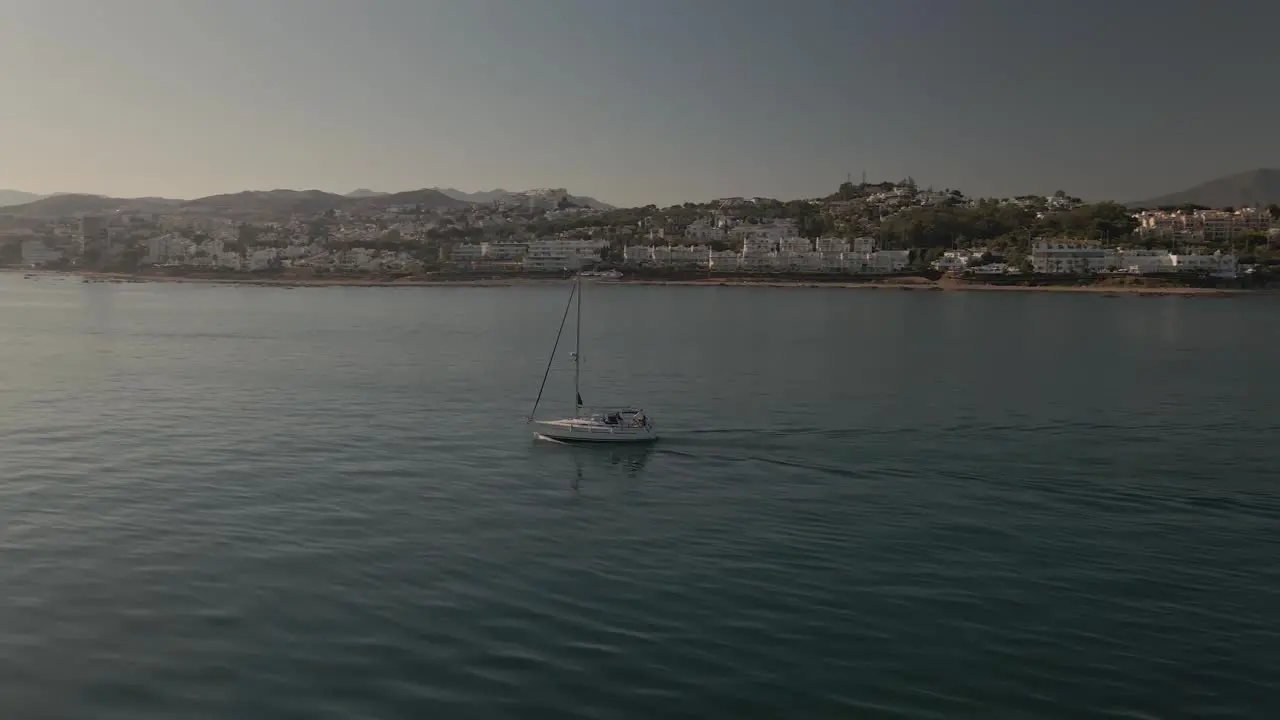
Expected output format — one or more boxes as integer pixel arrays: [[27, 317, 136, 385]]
[[2, 181, 1278, 285]]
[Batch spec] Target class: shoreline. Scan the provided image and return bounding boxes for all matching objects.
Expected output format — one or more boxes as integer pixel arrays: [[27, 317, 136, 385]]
[[8, 268, 1275, 297]]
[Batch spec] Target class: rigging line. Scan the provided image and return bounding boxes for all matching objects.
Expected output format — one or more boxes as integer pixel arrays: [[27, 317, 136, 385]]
[[574, 272, 582, 411], [527, 281, 577, 422]]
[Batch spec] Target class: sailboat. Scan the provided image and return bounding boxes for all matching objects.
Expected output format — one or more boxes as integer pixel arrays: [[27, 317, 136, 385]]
[[527, 274, 658, 444]]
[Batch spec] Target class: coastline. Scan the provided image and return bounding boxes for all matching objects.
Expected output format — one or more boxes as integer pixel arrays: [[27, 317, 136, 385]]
[[9, 268, 1275, 297]]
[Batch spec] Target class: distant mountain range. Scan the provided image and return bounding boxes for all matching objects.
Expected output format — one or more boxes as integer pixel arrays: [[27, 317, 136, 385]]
[[435, 187, 615, 210], [1, 188, 466, 219], [0, 190, 47, 207], [1130, 169, 1280, 209], [0, 193, 183, 217], [11, 172, 1280, 218], [1, 184, 615, 218], [435, 188, 513, 204], [181, 188, 472, 217], [342, 187, 615, 209]]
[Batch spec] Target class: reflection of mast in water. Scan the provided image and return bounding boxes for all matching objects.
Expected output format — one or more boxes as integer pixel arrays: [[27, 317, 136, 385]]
[[609, 446, 653, 475], [546, 441, 657, 490]]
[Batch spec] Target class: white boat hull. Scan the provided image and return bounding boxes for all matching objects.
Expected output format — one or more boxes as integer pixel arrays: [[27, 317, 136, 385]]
[[533, 418, 659, 444]]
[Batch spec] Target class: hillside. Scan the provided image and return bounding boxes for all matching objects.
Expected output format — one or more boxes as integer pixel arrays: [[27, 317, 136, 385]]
[[437, 187, 614, 209], [347, 188, 466, 212], [436, 187, 510, 204], [3, 186, 603, 217], [1130, 169, 1280, 209], [183, 189, 348, 217], [184, 187, 466, 218], [558, 192, 613, 210], [1, 193, 181, 217], [0, 190, 45, 207]]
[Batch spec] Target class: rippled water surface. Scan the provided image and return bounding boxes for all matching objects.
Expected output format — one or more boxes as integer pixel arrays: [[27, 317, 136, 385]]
[[1, 274, 1278, 718]]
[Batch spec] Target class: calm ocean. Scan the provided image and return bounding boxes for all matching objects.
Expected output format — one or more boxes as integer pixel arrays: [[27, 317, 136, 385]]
[[1, 273, 1276, 718]]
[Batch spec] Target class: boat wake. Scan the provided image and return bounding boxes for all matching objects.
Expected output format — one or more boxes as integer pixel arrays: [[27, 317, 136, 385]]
[[675, 427, 769, 436]]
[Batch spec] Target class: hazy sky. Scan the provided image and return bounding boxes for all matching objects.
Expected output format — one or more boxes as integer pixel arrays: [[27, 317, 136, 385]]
[[3, 0, 1278, 206]]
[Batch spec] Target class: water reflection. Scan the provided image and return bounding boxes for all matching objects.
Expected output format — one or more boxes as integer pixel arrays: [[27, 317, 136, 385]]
[[531, 437, 656, 489]]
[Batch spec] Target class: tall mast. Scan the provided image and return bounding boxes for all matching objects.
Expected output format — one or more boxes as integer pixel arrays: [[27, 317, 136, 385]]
[[527, 279, 576, 422], [574, 272, 582, 415]]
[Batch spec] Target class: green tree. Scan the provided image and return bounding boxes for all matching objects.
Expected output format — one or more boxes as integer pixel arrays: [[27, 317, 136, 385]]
[[0, 240, 21, 265], [914, 247, 943, 270], [307, 219, 330, 241], [799, 213, 834, 239], [377, 228, 403, 251], [1237, 229, 1268, 252], [1043, 202, 1138, 240], [238, 223, 260, 245], [118, 246, 145, 269]]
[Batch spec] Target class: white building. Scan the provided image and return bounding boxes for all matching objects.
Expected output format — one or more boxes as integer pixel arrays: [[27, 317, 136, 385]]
[[932, 250, 976, 272], [1109, 248, 1172, 275], [450, 241, 529, 264], [778, 236, 813, 254], [861, 250, 911, 273], [145, 233, 191, 264], [730, 220, 798, 254], [1031, 242, 1112, 274], [917, 190, 950, 206], [708, 250, 741, 270], [684, 218, 726, 243], [624, 239, 911, 274], [1136, 209, 1272, 243], [653, 244, 712, 266], [526, 188, 570, 211], [795, 252, 848, 272], [482, 242, 527, 260], [622, 244, 716, 267], [450, 243, 486, 262], [622, 245, 654, 265], [1033, 242, 1237, 277], [851, 237, 877, 254], [1170, 252, 1237, 277], [739, 252, 779, 270], [815, 237, 850, 253], [247, 248, 279, 271], [523, 238, 607, 271]]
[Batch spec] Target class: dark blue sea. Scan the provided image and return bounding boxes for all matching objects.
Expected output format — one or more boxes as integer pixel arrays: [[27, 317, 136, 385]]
[[1, 273, 1277, 718]]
